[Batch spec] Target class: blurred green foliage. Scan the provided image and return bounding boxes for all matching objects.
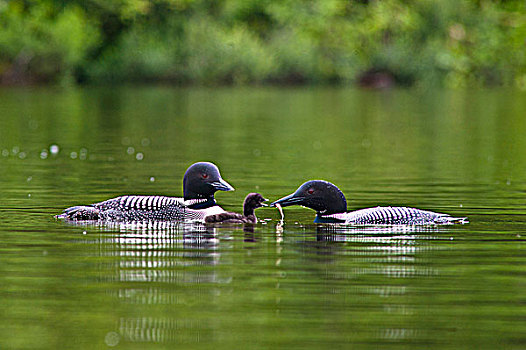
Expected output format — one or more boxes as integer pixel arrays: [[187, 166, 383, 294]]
[[1, 0, 526, 87]]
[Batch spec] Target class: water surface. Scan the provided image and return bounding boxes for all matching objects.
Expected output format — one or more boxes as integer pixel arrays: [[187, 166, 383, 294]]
[[0, 87, 525, 349]]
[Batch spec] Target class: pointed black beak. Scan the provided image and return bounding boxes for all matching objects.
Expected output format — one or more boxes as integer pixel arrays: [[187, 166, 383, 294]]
[[260, 198, 269, 207], [270, 193, 305, 208], [210, 178, 235, 192]]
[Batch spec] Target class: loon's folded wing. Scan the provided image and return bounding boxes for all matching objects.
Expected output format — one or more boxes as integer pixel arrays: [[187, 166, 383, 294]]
[[55, 195, 187, 221], [323, 206, 467, 225], [93, 196, 225, 222]]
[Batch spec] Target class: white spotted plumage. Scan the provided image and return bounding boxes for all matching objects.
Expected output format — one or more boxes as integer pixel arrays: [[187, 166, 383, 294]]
[[83, 195, 226, 222], [322, 206, 467, 225]]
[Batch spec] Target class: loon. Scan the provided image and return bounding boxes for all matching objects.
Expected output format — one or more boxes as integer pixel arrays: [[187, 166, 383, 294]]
[[205, 193, 268, 224], [271, 180, 468, 225], [56, 162, 234, 222]]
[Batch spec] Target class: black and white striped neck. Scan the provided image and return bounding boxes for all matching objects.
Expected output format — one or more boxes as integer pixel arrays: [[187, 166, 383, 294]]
[[185, 198, 217, 210]]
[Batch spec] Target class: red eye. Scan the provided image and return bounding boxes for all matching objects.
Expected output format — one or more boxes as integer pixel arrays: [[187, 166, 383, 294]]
[[202, 173, 209, 179], [307, 188, 314, 194]]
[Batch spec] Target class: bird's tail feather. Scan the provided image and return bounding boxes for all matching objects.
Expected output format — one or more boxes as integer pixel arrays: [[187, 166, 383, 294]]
[[55, 206, 100, 220], [436, 216, 469, 225]]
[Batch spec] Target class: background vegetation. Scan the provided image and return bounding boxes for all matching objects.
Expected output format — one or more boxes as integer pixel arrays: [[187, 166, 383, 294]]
[[1, 0, 526, 87]]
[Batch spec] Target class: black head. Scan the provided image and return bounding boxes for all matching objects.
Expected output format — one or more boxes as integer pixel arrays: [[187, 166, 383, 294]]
[[243, 192, 268, 216], [183, 162, 234, 200], [270, 180, 347, 215]]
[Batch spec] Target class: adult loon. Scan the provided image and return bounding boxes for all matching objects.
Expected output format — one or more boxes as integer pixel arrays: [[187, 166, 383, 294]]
[[56, 162, 234, 222], [271, 180, 467, 225], [205, 193, 268, 224]]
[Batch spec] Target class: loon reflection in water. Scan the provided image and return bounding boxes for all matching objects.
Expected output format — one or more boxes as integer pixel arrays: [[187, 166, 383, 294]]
[[271, 180, 468, 225]]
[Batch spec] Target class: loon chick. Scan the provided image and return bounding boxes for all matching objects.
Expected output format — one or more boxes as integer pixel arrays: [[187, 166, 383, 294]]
[[205, 193, 268, 224], [271, 180, 467, 225], [56, 162, 234, 222]]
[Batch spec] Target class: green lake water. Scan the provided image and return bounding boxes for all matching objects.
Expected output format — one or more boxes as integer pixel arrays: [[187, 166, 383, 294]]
[[0, 87, 525, 349]]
